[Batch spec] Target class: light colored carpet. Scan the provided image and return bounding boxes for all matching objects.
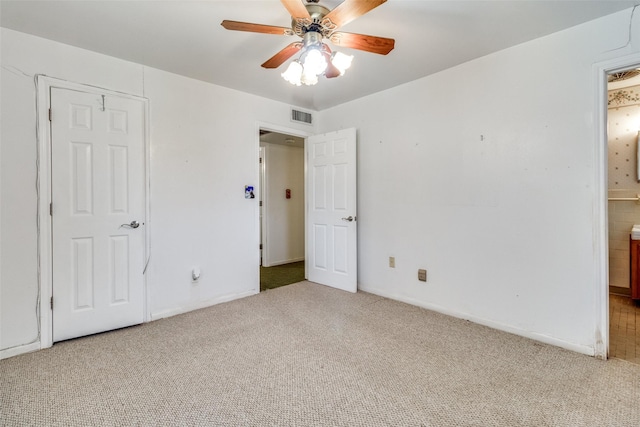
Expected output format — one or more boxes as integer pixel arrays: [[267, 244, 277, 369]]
[[1, 281, 639, 426]]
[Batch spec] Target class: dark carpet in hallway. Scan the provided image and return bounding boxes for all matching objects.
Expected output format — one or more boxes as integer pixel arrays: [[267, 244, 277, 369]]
[[260, 261, 305, 291]]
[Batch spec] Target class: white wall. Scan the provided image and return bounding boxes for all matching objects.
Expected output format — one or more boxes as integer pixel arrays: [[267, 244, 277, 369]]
[[261, 143, 305, 266], [317, 9, 640, 354], [0, 28, 314, 354], [3, 7, 640, 358]]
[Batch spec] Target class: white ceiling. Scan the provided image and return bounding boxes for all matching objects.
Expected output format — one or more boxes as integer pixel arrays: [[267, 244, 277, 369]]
[[261, 130, 305, 147], [1, 0, 639, 110]]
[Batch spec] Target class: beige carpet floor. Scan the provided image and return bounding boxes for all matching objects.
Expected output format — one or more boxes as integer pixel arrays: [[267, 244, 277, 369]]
[[1, 281, 639, 426]]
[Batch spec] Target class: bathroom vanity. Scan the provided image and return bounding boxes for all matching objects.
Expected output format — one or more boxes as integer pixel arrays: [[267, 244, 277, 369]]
[[630, 236, 640, 300]]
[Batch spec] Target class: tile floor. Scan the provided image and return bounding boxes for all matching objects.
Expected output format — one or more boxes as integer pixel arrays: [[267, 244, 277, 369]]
[[609, 294, 640, 364]]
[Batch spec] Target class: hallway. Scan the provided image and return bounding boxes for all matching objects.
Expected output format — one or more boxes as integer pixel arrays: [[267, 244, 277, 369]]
[[610, 294, 640, 364]]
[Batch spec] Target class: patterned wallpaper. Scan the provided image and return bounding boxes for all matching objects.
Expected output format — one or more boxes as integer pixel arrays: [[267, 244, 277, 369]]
[[608, 84, 640, 190], [608, 84, 640, 289]]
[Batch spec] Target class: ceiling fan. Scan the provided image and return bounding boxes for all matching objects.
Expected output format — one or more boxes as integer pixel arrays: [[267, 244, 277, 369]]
[[221, 0, 395, 86]]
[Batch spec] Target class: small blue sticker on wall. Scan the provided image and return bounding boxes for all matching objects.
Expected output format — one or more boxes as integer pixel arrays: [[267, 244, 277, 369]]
[[245, 185, 255, 199]]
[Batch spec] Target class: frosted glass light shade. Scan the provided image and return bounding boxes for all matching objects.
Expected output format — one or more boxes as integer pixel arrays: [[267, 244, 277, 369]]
[[303, 49, 327, 76], [281, 61, 303, 86], [331, 52, 353, 75], [282, 44, 354, 86], [301, 68, 319, 86]]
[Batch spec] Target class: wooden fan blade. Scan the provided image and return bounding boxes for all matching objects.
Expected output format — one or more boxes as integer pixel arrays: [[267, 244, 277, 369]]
[[280, 0, 311, 20], [323, 0, 387, 29], [262, 42, 303, 69], [330, 32, 395, 55], [221, 20, 292, 36]]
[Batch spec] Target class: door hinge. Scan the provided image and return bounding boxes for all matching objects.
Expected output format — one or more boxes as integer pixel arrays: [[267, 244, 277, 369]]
[[259, 201, 263, 207], [259, 157, 263, 164], [49, 203, 53, 216], [260, 244, 263, 250], [48, 108, 52, 122], [50, 296, 53, 310]]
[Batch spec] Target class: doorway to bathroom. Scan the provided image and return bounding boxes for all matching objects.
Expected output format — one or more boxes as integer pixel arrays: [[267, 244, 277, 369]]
[[259, 129, 306, 291], [606, 67, 640, 364]]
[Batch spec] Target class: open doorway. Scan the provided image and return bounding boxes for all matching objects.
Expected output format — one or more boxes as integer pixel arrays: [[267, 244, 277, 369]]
[[606, 67, 640, 364], [259, 129, 306, 291]]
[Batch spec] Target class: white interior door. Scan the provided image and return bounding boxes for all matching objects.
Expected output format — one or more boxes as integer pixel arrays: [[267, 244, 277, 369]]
[[259, 146, 266, 266], [51, 87, 145, 342], [307, 128, 357, 292]]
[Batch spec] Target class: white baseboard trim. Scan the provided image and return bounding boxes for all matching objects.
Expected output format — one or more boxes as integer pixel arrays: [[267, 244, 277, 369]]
[[359, 285, 595, 357], [150, 289, 259, 321], [0, 341, 41, 360]]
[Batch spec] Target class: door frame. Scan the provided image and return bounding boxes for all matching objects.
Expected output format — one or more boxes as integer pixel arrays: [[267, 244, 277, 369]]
[[593, 53, 640, 360], [259, 146, 266, 266], [256, 122, 313, 289], [36, 76, 150, 349]]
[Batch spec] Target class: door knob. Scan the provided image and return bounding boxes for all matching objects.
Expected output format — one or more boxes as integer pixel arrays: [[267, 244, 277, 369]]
[[121, 220, 140, 229], [341, 216, 354, 222]]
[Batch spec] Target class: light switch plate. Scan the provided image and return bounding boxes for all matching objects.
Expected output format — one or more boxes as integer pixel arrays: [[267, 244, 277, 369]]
[[418, 269, 427, 282]]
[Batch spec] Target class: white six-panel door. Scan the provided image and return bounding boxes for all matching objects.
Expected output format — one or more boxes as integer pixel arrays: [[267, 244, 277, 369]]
[[307, 128, 357, 292], [51, 88, 145, 342]]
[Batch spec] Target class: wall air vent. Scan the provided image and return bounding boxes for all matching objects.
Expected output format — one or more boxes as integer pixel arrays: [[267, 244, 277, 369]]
[[291, 108, 313, 125]]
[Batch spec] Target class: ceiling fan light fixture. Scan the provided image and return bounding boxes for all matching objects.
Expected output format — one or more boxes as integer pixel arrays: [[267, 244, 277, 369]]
[[282, 41, 352, 86], [282, 60, 303, 86], [302, 48, 328, 76], [222, 0, 395, 87], [301, 69, 319, 86], [330, 51, 353, 75], [281, 47, 352, 86]]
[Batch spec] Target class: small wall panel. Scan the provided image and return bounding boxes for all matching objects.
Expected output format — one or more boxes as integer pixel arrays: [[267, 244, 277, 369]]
[[69, 104, 92, 130], [72, 238, 94, 310], [333, 137, 347, 155], [314, 165, 327, 210], [313, 141, 327, 158], [109, 146, 129, 213], [333, 163, 347, 211], [333, 225, 348, 274], [314, 224, 328, 269], [108, 109, 128, 135], [110, 235, 130, 304], [71, 142, 93, 215]]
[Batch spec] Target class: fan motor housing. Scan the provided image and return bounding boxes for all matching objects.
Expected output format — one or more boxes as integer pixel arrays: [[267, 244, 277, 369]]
[[302, 31, 323, 48], [292, 4, 334, 38]]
